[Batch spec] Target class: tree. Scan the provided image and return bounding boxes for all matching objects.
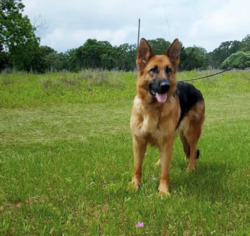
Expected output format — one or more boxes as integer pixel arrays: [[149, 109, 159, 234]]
[[221, 51, 250, 69], [115, 43, 136, 71], [180, 46, 208, 71], [240, 35, 250, 52], [45, 51, 68, 72], [148, 38, 171, 55], [65, 48, 79, 72], [0, 44, 10, 70], [0, 0, 40, 71], [210, 40, 241, 68], [31, 46, 55, 73], [70, 39, 115, 70], [75, 39, 102, 69]]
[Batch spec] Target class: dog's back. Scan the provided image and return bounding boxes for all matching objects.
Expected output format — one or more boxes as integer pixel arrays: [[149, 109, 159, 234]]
[[175, 81, 204, 128]]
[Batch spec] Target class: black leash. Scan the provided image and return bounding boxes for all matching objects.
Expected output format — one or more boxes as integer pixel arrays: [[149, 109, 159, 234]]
[[180, 69, 231, 82]]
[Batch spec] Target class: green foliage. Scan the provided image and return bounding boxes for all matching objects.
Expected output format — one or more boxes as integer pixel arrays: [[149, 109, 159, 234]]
[[73, 39, 115, 70], [0, 0, 40, 71], [45, 51, 68, 72], [9, 38, 40, 71], [240, 34, 250, 51], [179, 46, 208, 70], [0, 45, 9, 70], [0, 71, 249, 234], [115, 43, 137, 71], [0, 0, 26, 48], [67, 39, 137, 72], [65, 38, 210, 72], [210, 40, 241, 68], [221, 51, 250, 69], [148, 38, 171, 54], [31, 46, 56, 73]]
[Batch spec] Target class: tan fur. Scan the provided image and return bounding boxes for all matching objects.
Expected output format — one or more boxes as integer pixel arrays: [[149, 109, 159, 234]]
[[130, 38, 205, 196]]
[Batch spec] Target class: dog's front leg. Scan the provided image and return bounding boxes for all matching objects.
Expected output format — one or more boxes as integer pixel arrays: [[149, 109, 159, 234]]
[[131, 136, 147, 189], [158, 138, 174, 196]]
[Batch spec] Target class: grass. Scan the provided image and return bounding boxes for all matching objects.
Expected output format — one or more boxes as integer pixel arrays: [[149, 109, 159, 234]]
[[0, 70, 249, 235]]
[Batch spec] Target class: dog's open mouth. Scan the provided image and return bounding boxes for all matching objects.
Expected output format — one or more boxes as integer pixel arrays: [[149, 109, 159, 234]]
[[156, 93, 168, 103], [148, 80, 169, 103], [149, 88, 168, 103]]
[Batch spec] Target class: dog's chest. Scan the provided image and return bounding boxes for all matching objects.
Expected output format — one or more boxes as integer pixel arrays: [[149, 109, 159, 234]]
[[131, 97, 178, 144], [136, 107, 171, 145], [141, 113, 160, 134]]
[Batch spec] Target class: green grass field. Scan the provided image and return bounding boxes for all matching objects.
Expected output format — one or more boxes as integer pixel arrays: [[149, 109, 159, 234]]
[[0, 70, 249, 235]]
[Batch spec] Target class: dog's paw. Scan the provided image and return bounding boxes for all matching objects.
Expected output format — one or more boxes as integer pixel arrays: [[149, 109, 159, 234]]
[[130, 177, 141, 189], [127, 180, 141, 193], [158, 190, 171, 198], [158, 183, 171, 198], [186, 165, 196, 172]]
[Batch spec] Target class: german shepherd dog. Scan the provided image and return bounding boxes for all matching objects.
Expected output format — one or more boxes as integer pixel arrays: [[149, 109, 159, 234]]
[[130, 38, 205, 196]]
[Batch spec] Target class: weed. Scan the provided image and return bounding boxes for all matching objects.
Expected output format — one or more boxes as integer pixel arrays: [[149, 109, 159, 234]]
[[79, 69, 126, 89]]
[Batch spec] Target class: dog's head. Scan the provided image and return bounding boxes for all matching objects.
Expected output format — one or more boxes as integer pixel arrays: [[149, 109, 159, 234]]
[[136, 38, 181, 104]]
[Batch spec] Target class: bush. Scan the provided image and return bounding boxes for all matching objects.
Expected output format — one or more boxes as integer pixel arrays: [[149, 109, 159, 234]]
[[221, 51, 250, 69]]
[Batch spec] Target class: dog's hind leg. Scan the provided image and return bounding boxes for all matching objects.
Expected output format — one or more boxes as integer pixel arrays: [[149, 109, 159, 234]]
[[180, 132, 190, 159], [180, 133, 200, 159], [185, 102, 205, 172], [186, 140, 199, 172]]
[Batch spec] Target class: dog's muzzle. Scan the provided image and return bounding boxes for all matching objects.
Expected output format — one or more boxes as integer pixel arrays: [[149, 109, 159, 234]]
[[148, 80, 170, 96], [148, 80, 170, 103]]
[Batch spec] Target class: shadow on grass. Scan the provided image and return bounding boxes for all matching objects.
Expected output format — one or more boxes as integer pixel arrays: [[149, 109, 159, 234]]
[[171, 159, 236, 201]]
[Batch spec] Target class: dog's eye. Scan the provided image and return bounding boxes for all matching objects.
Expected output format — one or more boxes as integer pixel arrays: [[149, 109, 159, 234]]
[[149, 66, 158, 74], [165, 66, 172, 74]]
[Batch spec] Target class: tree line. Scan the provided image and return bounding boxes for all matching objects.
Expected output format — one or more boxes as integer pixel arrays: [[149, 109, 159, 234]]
[[1, 0, 250, 73]]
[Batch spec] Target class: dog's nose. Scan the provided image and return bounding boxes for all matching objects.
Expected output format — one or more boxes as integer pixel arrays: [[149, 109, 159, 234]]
[[159, 80, 170, 93]]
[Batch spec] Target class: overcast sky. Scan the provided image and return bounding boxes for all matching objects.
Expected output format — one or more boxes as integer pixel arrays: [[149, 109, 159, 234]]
[[22, 0, 250, 53]]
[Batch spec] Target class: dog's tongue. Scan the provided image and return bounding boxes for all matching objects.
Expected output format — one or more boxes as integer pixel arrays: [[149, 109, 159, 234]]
[[156, 93, 168, 103]]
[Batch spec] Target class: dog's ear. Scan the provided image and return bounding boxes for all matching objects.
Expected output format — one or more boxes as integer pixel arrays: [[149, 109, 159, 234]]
[[166, 39, 181, 66], [137, 38, 154, 69]]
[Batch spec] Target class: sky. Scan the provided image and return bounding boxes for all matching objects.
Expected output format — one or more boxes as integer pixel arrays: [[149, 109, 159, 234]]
[[22, 0, 250, 53]]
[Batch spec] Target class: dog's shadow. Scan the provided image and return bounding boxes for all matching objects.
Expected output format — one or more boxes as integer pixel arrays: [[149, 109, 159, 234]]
[[170, 159, 234, 201]]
